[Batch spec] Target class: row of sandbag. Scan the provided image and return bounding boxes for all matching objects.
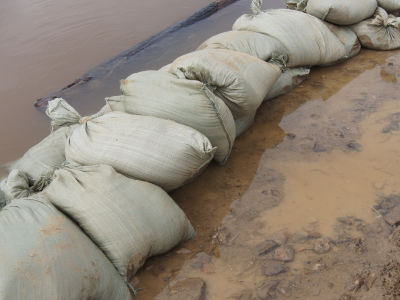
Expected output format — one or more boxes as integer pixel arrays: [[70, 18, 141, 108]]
[[284, 0, 400, 50], [1, 1, 399, 298], [0, 162, 195, 299]]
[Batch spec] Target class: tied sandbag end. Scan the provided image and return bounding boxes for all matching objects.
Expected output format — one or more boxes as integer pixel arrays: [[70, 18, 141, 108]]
[[251, 0, 263, 15], [268, 52, 290, 72], [283, 0, 308, 12]]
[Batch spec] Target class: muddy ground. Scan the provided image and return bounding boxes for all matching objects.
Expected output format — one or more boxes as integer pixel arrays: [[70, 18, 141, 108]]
[[131, 48, 400, 300]]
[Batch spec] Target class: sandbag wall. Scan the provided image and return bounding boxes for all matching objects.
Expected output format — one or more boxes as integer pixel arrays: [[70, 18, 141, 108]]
[[1, 0, 400, 298]]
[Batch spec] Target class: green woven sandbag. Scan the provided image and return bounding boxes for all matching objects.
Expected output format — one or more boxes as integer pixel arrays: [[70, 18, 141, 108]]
[[348, 7, 400, 50], [378, 0, 400, 12], [264, 67, 310, 102], [0, 194, 131, 300], [235, 113, 256, 138], [233, 3, 346, 67], [46, 162, 195, 281], [169, 49, 282, 119], [9, 125, 78, 185], [197, 30, 288, 63], [65, 112, 215, 191], [306, 0, 377, 25], [120, 71, 235, 164]]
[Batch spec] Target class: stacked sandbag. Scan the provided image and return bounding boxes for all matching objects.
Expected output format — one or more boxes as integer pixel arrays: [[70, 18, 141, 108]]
[[378, 0, 400, 13], [264, 67, 310, 101], [169, 49, 282, 118], [65, 111, 215, 191], [119, 71, 235, 164], [232, 6, 346, 67], [8, 124, 78, 185], [46, 162, 196, 281], [306, 0, 377, 25], [0, 194, 132, 300], [235, 113, 256, 138], [322, 22, 361, 64], [348, 7, 400, 50], [197, 30, 288, 62]]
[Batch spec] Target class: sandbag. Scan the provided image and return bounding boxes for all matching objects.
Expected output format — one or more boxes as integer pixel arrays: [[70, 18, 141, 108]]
[[378, 0, 400, 13], [348, 7, 400, 50], [197, 30, 288, 62], [120, 71, 235, 164], [46, 162, 195, 281], [159, 64, 171, 72], [306, 0, 377, 25], [264, 67, 310, 101], [232, 5, 346, 67], [1, 169, 31, 203], [169, 49, 281, 118], [0, 194, 132, 300], [235, 113, 256, 138], [65, 112, 215, 191], [9, 125, 78, 185], [322, 22, 361, 65]]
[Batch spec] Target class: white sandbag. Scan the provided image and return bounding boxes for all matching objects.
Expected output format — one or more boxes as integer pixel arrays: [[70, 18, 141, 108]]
[[46, 162, 195, 281], [264, 67, 310, 101], [169, 49, 281, 118], [197, 30, 288, 62], [348, 7, 400, 50], [9, 124, 78, 185], [322, 22, 361, 65], [378, 0, 400, 13], [306, 0, 377, 25], [232, 4, 346, 67], [0, 194, 132, 300], [65, 112, 215, 191], [235, 113, 256, 138], [120, 71, 235, 164]]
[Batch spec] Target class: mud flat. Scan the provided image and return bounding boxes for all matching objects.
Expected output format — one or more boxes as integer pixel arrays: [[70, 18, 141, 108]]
[[127, 48, 400, 299]]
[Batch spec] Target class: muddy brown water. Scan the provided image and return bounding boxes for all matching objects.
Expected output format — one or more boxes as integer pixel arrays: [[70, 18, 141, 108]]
[[2, 1, 400, 300]]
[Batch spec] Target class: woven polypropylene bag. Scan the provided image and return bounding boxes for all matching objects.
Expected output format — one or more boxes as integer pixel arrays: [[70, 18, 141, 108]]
[[306, 0, 377, 25], [65, 112, 215, 191], [169, 49, 281, 118], [232, 8, 346, 67], [235, 113, 256, 138], [0, 194, 131, 300], [46, 163, 195, 281], [120, 71, 235, 164], [2, 169, 31, 203], [197, 30, 288, 62], [378, 0, 400, 12], [322, 22, 361, 65], [264, 67, 310, 102], [9, 125, 78, 185], [348, 7, 400, 50]]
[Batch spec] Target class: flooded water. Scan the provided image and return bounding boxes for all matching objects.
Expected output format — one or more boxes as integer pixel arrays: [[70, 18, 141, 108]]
[[2, 0, 400, 299]]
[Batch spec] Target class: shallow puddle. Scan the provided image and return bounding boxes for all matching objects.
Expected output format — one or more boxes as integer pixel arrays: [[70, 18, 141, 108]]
[[133, 48, 400, 299]]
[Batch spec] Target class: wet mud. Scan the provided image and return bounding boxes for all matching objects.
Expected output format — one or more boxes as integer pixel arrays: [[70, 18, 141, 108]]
[[131, 48, 400, 299]]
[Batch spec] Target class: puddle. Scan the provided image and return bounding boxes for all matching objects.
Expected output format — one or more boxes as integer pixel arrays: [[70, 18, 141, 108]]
[[133, 48, 400, 299]]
